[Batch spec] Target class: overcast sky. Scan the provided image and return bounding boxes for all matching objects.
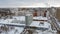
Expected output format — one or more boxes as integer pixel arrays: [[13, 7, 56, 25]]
[[0, 0, 60, 8]]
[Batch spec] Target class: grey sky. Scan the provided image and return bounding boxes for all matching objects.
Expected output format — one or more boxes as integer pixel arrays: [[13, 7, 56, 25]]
[[0, 0, 60, 7]]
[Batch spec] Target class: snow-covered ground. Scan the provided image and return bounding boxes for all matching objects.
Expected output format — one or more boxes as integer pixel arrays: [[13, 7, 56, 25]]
[[0, 17, 25, 34], [0, 16, 57, 34], [35, 30, 57, 34], [1, 27, 24, 34]]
